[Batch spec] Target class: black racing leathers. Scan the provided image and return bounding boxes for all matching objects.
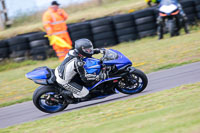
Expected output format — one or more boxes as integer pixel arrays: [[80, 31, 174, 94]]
[[55, 49, 104, 98]]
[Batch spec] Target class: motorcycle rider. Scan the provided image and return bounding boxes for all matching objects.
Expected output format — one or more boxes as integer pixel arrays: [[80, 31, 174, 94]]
[[55, 38, 106, 101], [157, 0, 188, 39]]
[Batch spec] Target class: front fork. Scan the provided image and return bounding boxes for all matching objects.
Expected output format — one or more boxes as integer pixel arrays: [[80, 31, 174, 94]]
[[118, 66, 138, 89], [120, 66, 136, 82], [127, 66, 136, 74]]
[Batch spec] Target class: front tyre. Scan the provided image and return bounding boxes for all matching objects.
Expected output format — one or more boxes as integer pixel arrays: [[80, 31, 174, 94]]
[[33, 86, 68, 113], [168, 19, 176, 37], [117, 68, 148, 94], [183, 22, 189, 34]]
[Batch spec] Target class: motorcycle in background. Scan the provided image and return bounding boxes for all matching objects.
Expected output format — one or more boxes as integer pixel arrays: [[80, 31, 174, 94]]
[[158, 1, 189, 39]]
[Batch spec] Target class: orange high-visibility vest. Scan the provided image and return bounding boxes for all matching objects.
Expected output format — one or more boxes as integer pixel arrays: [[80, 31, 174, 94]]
[[43, 7, 68, 36], [42, 7, 72, 61]]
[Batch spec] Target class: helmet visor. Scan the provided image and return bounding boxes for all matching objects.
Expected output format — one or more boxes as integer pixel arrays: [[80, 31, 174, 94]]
[[82, 46, 94, 54]]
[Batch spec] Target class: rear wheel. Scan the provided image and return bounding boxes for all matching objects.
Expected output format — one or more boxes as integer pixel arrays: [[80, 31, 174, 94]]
[[117, 69, 148, 94], [33, 86, 68, 113]]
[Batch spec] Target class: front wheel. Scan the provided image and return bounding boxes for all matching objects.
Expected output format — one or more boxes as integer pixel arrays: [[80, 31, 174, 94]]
[[183, 22, 189, 34], [117, 68, 148, 94], [168, 19, 176, 37], [33, 86, 68, 113]]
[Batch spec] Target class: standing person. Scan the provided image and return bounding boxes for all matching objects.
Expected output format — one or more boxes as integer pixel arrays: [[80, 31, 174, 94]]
[[43, 1, 72, 61]]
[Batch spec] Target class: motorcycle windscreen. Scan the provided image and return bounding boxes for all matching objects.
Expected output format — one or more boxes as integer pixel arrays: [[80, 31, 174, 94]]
[[83, 58, 101, 74], [160, 0, 178, 6], [159, 4, 178, 14], [103, 49, 132, 69], [26, 67, 51, 80]]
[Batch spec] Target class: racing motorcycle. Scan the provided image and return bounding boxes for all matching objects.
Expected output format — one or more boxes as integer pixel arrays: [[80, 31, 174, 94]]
[[158, 0, 189, 38], [26, 49, 148, 113]]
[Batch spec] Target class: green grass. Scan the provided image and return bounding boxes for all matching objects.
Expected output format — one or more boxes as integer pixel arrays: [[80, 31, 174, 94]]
[[0, 60, 37, 72], [0, 27, 200, 108], [1, 82, 200, 132], [0, 57, 58, 72], [0, 0, 146, 39], [152, 61, 197, 71], [0, 58, 61, 108]]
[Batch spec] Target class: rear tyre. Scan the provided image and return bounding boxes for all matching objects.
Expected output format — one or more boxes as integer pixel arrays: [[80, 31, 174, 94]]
[[117, 68, 148, 94], [33, 86, 68, 113]]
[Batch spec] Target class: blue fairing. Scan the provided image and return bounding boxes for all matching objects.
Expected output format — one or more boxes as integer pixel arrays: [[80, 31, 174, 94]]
[[83, 49, 132, 74], [26, 67, 50, 80], [83, 58, 101, 74], [26, 49, 132, 88], [83, 49, 132, 91], [87, 77, 121, 90], [104, 49, 132, 69]]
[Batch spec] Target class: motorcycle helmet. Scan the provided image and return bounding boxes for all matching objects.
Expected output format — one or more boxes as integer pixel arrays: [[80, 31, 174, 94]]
[[75, 38, 94, 57]]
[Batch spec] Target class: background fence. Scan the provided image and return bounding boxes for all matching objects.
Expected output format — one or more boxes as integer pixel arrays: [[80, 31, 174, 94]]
[[0, 0, 199, 61]]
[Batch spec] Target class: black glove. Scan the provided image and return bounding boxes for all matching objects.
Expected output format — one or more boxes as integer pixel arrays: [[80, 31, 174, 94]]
[[96, 72, 107, 81], [85, 74, 97, 81], [93, 48, 106, 54]]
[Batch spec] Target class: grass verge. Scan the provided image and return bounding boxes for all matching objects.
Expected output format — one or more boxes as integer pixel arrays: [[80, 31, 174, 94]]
[[0, 27, 200, 108], [1, 82, 200, 132], [0, 57, 58, 72]]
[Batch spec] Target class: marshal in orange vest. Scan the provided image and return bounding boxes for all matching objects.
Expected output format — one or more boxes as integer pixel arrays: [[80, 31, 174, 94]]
[[43, 1, 72, 61]]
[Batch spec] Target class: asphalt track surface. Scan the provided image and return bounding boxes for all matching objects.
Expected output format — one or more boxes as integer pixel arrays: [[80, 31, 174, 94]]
[[0, 62, 200, 128]]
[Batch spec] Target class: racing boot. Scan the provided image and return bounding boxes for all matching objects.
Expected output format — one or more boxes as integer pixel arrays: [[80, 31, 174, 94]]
[[183, 16, 189, 34], [77, 94, 92, 102], [61, 89, 74, 104], [157, 17, 164, 40], [157, 26, 163, 40]]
